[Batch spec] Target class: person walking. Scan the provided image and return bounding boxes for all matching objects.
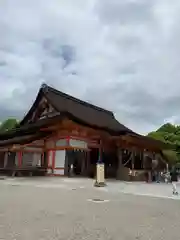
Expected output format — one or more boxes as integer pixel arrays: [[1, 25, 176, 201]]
[[170, 167, 178, 195]]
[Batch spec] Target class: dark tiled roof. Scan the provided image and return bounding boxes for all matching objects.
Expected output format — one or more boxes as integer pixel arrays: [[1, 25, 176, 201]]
[[0, 115, 62, 140], [42, 84, 134, 134], [0, 132, 48, 147], [0, 84, 168, 150]]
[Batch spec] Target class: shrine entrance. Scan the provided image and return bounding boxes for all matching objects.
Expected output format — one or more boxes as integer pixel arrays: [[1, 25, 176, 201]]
[[89, 148, 99, 178], [103, 150, 118, 178], [65, 149, 90, 177]]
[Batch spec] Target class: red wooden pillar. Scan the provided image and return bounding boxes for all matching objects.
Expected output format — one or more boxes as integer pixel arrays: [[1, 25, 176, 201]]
[[18, 152, 22, 168], [47, 151, 50, 167]]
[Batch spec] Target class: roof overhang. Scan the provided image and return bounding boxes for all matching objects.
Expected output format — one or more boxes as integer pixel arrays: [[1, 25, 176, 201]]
[[0, 114, 63, 140], [112, 133, 171, 151]]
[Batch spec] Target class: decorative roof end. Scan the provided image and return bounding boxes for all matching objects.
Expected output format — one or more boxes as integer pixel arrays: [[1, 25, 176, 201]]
[[41, 83, 48, 93]]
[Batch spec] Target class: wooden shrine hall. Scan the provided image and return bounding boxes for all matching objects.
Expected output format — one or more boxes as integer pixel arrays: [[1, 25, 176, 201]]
[[0, 84, 169, 180]]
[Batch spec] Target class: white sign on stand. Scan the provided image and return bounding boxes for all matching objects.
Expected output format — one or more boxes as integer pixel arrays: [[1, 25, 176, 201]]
[[94, 163, 106, 187], [97, 164, 105, 183]]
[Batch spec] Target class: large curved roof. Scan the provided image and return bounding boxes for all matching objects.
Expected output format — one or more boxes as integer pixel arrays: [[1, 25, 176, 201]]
[[20, 84, 134, 135]]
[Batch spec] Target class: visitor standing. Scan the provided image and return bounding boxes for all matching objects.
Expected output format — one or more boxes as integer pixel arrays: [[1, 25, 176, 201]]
[[170, 167, 178, 195]]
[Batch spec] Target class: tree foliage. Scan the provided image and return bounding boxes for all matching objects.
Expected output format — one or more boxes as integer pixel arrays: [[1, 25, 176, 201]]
[[148, 122, 180, 163], [0, 118, 19, 133], [162, 150, 178, 165]]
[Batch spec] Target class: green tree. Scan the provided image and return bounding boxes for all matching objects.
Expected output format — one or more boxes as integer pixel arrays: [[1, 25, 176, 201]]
[[0, 118, 18, 133], [162, 150, 178, 165], [157, 123, 177, 133], [148, 122, 180, 163], [147, 131, 166, 143]]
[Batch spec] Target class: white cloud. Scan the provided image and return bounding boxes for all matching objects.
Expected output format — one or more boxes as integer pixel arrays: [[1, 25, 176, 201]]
[[0, 0, 180, 134]]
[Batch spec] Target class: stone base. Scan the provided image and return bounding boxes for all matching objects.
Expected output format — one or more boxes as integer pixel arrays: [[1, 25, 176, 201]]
[[94, 181, 107, 187]]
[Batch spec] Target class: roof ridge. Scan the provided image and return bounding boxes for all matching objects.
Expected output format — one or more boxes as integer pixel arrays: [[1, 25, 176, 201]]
[[42, 83, 114, 117]]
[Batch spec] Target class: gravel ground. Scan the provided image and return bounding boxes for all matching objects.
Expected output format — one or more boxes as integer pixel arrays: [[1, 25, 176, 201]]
[[0, 177, 180, 240]]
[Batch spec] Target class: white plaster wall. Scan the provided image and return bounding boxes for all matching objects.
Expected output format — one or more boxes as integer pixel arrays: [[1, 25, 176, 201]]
[[55, 150, 65, 168]]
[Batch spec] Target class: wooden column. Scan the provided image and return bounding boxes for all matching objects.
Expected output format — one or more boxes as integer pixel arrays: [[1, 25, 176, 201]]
[[141, 151, 144, 169], [118, 148, 123, 167], [142, 150, 147, 169], [64, 150, 69, 176], [132, 150, 135, 170], [86, 151, 90, 177], [98, 140, 102, 163], [18, 152, 22, 168], [81, 151, 86, 176], [4, 152, 8, 168], [41, 152, 44, 167], [52, 150, 56, 173], [116, 148, 123, 180]]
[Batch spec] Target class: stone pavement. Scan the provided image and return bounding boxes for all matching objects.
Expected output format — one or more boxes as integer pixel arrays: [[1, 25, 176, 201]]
[[3, 177, 180, 200], [100, 180, 180, 200], [0, 177, 180, 239]]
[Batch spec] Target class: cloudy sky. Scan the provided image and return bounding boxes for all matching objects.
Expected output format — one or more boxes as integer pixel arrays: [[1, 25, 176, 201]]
[[0, 0, 180, 134]]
